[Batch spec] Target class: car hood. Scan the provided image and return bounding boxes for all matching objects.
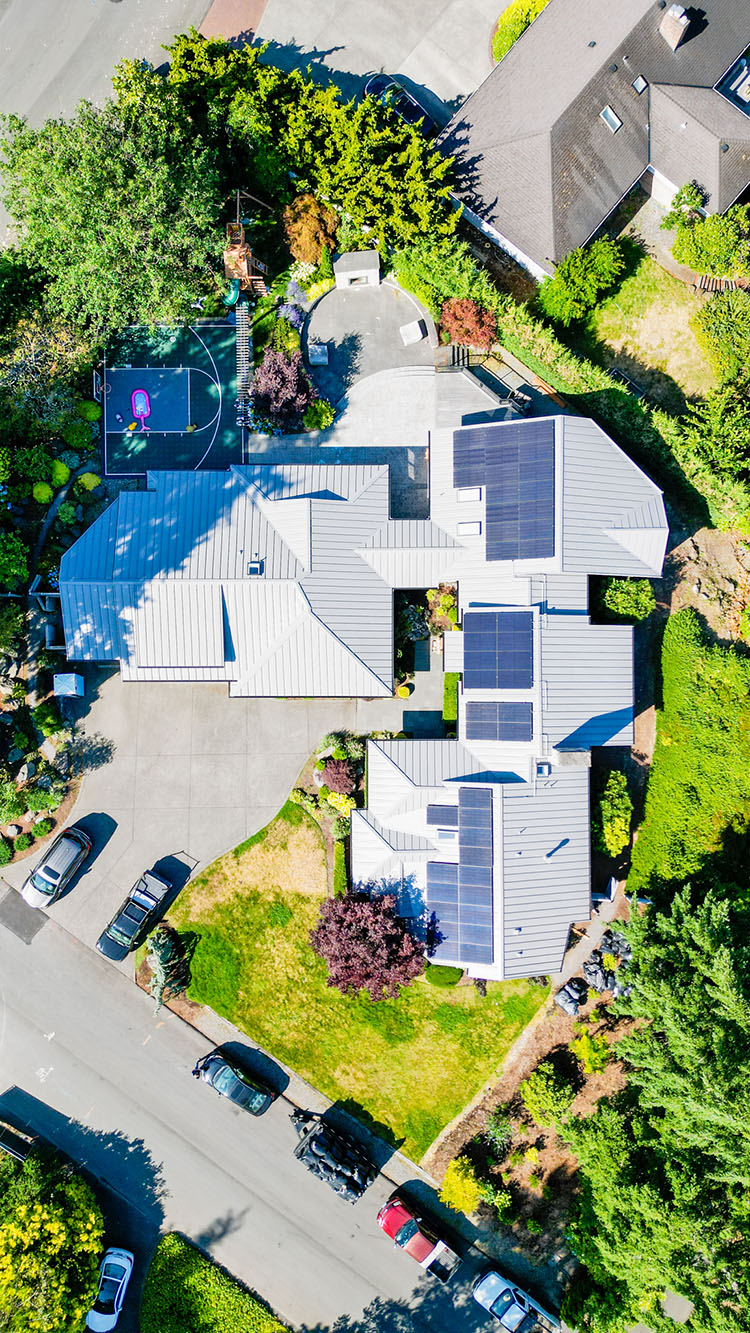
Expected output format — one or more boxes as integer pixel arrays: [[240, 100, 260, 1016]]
[[20, 881, 53, 910], [95, 931, 129, 961]]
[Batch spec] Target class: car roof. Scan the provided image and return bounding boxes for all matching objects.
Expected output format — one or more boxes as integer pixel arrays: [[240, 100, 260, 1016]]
[[40, 831, 84, 877]]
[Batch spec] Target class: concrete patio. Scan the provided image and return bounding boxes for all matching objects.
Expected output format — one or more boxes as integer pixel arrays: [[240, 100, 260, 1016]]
[[303, 281, 436, 404]]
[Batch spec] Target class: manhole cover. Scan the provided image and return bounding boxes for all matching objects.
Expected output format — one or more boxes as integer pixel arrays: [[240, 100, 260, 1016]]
[[0, 887, 48, 944]]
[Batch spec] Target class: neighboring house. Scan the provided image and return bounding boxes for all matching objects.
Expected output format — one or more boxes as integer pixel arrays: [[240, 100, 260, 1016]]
[[351, 413, 668, 980], [60, 410, 668, 981], [440, 0, 750, 278]]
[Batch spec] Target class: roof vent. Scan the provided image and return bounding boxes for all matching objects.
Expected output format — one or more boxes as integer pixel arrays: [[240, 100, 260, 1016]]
[[659, 3, 690, 51], [247, 558, 263, 576]]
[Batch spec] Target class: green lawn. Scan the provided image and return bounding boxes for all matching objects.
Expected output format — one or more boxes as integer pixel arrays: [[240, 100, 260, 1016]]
[[171, 805, 548, 1161], [569, 240, 716, 410], [629, 608, 750, 896], [141, 1234, 286, 1333]]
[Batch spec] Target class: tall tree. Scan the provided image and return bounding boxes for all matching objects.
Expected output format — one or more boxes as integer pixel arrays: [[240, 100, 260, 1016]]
[[310, 891, 424, 1001]]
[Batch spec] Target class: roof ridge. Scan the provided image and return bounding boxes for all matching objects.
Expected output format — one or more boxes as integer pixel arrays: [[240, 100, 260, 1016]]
[[651, 81, 750, 140]]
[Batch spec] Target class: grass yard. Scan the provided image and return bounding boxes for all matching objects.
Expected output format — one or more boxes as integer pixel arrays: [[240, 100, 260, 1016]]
[[171, 803, 548, 1161], [629, 608, 750, 897], [569, 240, 716, 410], [141, 1234, 286, 1333]]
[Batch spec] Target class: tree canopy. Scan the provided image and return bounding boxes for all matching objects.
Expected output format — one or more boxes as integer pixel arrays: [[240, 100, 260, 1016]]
[[309, 891, 424, 1001], [537, 238, 624, 325]]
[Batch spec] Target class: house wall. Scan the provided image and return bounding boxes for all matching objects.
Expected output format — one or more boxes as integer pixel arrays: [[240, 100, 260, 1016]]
[[641, 164, 679, 209], [457, 200, 552, 282]]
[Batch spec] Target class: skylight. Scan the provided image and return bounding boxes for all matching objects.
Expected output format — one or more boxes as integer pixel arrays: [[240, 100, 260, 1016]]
[[600, 105, 622, 133], [632, 75, 648, 95]]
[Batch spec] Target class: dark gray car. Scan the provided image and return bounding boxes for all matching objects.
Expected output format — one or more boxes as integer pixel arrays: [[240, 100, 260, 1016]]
[[192, 1050, 275, 1116], [96, 871, 172, 961], [21, 827, 92, 910]]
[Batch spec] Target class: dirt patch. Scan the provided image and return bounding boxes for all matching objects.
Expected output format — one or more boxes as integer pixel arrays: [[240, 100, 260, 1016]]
[[664, 527, 750, 643], [181, 815, 327, 919], [136, 954, 205, 1025]]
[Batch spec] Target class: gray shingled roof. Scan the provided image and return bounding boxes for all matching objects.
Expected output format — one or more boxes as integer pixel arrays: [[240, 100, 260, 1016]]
[[440, 0, 750, 271]]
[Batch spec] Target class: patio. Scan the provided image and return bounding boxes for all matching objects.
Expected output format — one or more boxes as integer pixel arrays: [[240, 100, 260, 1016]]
[[303, 281, 436, 404]]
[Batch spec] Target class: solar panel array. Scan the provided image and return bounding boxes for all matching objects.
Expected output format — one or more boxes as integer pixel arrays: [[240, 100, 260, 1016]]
[[425, 787, 494, 966], [466, 701, 534, 742], [463, 611, 534, 690], [426, 804, 459, 827], [452, 421, 555, 563]]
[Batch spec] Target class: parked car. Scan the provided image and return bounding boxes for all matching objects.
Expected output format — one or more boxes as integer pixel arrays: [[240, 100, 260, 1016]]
[[377, 1195, 461, 1282], [363, 74, 438, 138], [291, 1109, 376, 1202], [473, 1270, 561, 1332], [85, 1248, 134, 1331], [96, 870, 172, 961], [192, 1049, 275, 1116], [20, 827, 92, 910]]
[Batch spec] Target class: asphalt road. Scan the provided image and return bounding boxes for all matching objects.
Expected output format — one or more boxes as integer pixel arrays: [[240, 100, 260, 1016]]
[[0, 905, 493, 1333]]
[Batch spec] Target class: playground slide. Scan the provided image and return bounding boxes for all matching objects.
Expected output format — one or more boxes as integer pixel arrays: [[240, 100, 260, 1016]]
[[223, 278, 241, 307]]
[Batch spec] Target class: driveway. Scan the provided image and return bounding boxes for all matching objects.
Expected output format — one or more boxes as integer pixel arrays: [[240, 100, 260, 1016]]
[[2, 654, 445, 951], [304, 282, 436, 405], [255, 0, 501, 112]]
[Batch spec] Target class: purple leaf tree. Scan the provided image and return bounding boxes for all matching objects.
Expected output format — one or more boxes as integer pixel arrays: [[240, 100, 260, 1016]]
[[253, 348, 316, 432], [309, 892, 425, 1001]]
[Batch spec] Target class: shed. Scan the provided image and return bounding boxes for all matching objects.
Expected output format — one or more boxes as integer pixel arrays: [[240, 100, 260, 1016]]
[[53, 673, 85, 697], [333, 250, 381, 289]]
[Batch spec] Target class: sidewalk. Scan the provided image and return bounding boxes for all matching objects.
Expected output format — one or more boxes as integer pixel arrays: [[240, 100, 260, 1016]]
[[199, 0, 267, 41]]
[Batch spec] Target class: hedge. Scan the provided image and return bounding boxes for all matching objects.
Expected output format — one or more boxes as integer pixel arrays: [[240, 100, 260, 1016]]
[[492, 0, 551, 63], [140, 1233, 287, 1333]]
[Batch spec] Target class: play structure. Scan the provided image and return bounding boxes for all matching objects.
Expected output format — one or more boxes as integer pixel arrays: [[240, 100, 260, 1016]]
[[222, 190, 270, 300], [130, 388, 152, 432]]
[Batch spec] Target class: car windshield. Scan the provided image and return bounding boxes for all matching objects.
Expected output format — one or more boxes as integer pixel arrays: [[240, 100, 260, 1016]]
[[213, 1065, 241, 1096], [29, 872, 55, 895], [394, 1219, 419, 1248], [490, 1290, 517, 1320]]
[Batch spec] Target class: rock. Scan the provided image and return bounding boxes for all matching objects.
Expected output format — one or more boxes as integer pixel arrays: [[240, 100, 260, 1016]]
[[7, 747, 22, 764], [55, 753, 70, 775], [16, 761, 35, 784], [33, 811, 49, 824], [40, 738, 57, 762], [0, 677, 13, 697], [36, 775, 52, 790], [5, 662, 19, 680], [5, 824, 20, 838]]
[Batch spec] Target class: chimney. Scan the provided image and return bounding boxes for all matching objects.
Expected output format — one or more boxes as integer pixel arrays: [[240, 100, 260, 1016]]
[[659, 3, 690, 51]]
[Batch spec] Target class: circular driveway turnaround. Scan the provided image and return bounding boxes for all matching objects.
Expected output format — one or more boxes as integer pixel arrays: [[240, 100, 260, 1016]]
[[304, 283, 436, 404]]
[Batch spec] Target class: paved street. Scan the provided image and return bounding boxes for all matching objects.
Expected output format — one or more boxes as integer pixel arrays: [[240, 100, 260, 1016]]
[[0, 913, 491, 1332]]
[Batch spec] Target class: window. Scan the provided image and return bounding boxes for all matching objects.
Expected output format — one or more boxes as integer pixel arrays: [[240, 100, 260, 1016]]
[[600, 104, 622, 133], [457, 520, 482, 535], [632, 74, 648, 94]]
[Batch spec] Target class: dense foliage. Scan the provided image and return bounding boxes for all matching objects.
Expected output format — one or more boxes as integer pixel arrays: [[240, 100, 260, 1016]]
[[141, 1233, 287, 1333], [670, 202, 750, 279], [680, 384, 750, 480], [147, 924, 192, 1011], [629, 609, 750, 895], [692, 287, 750, 382], [440, 1156, 483, 1213], [0, 1149, 103, 1332], [599, 577, 655, 622], [283, 194, 338, 265], [592, 770, 633, 858], [440, 296, 497, 349], [253, 349, 316, 431], [492, 0, 551, 62], [309, 891, 424, 1001], [519, 1060, 575, 1127], [563, 888, 750, 1333], [537, 239, 625, 325]]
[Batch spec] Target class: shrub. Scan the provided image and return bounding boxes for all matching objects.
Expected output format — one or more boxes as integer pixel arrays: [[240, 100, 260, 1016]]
[[50, 458, 71, 487], [32, 481, 53, 504], [277, 301, 305, 330], [492, 0, 551, 61], [23, 789, 49, 814], [323, 758, 356, 794], [309, 890, 425, 1000], [283, 194, 339, 265], [76, 471, 101, 491], [0, 836, 12, 865], [528, 1171, 541, 1188], [600, 577, 655, 622], [13, 832, 32, 851], [592, 770, 633, 858], [140, 1232, 287, 1333], [33, 817, 54, 837], [0, 780, 25, 823], [333, 839, 348, 896], [671, 202, 750, 278], [484, 1108, 513, 1155], [325, 790, 355, 815], [253, 348, 316, 431], [425, 962, 464, 987], [0, 601, 24, 652], [440, 296, 497, 349], [148, 924, 192, 1012], [692, 288, 750, 382], [332, 816, 350, 843], [56, 500, 76, 525], [526, 1217, 544, 1235], [519, 1061, 575, 1126], [344, 735, 365, 762], [480, 1181, 513, 1219], [271, 314, 301, 355], [62, 418, 93, 450], [76, 399, 101, 421], [315, 245, 334, 282], [439, 1156, 483, 1214], [306, 276, 335, 303], [680, 385, 750, 481], [32, 699, 63, 736], [289, 260, 316, 289], [571, 1026, 611, 1075], [289, 786, 318, 814], [443, 671, 459, 724], [524, 1145, 539, 1165], [538, 238, 625, 325], [303, 397, 335, 431]]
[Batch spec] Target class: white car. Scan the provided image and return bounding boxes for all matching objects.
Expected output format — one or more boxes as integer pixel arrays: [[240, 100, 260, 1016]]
[[86, 1248, 134, 1331], [472, 1270, 561, 1331]]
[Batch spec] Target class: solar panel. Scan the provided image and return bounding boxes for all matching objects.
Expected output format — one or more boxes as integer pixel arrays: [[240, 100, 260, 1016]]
[[453, 428, 486, 489], [463, 611, 533, 690], [426, 804, 459, 827], [466, 701, 534, 742], [484, 420, 555, 562]]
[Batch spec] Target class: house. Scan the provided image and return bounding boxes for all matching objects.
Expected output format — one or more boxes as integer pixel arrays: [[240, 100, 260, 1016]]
[[60, 412, 668, 980], [439, 0, 750, 278]]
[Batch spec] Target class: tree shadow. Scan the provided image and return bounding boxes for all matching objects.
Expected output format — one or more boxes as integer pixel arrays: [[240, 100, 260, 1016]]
[[194, 1208, 249, 1251], [0, 1086, 167, 1231], [66, 730, 116, 773], [303, 329, 363, 402]]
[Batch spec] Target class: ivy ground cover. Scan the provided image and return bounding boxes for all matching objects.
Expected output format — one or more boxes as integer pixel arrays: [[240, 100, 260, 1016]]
[[170, 803, 548, 1161], [141, 1234, 286, 1333]]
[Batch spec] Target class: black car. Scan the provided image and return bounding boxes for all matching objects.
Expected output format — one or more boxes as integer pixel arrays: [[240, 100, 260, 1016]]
[[95, 871, 171, 961], [192, 1050, 275, 1116], [291, 1109, 376, 1201], [363, 74, 438, 138]]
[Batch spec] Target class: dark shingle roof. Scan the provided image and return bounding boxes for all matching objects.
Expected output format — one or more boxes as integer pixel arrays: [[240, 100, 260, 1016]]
[[440, 0, 750, 272]]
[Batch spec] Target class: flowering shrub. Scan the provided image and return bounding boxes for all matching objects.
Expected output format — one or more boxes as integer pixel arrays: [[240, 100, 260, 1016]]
[[277, 302, 305, 330], [253, 349, 317, 432]]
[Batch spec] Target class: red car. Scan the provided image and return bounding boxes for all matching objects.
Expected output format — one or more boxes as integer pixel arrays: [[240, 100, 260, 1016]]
[[376, 1196, 461, 1281]]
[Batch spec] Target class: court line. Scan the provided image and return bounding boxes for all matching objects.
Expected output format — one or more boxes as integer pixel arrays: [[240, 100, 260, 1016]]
[[189, 325, 224, 470], [102, 345, 109, 476]]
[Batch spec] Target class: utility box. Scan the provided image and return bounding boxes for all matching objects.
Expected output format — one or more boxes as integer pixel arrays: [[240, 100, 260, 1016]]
[[333, 250, 381, 289]]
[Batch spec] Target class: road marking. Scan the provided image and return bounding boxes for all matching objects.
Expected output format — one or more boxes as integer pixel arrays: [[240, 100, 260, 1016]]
[[43, 1030, 55, 1041], [35, 1065, 53, 1083]]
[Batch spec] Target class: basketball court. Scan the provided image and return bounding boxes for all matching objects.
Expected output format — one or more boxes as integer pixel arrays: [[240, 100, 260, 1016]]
[[100, 323, 242, 476]]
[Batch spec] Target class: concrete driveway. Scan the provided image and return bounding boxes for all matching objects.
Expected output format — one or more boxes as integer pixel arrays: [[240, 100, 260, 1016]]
[[255, 0, 501, 113], [304, 282, 436, 405]]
